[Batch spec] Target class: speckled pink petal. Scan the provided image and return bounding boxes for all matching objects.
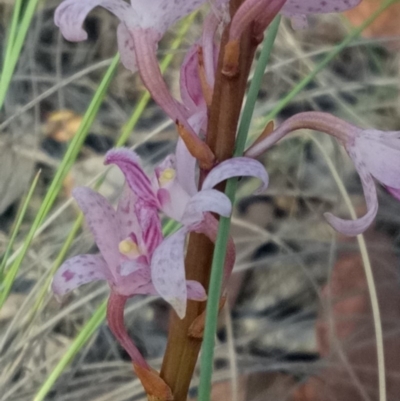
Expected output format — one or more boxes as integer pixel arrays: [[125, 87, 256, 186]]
[[281, 0, 361, 16], [105, 148, 159, 207], [356, 131, 400, 189], [117, 24, 137, 72], [186, 280, 207, 301], [181, 189, 232, 227], [387, 186, 400, 201], [150, 227, 188, 318], [73, 187, 120, 274], [116, 187, 141, 241], [130, 0, 207, 35], [55, 0, 136, 42], [324, 147, 378, 236], [52, 254, 111, 297], [202, 157, 269, 193]]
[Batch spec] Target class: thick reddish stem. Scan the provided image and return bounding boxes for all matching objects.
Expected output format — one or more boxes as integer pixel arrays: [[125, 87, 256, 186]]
[[160, 1, 260, 400]]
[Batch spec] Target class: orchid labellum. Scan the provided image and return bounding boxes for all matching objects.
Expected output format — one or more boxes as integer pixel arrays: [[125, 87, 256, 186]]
[[246, 112, 400, 236]]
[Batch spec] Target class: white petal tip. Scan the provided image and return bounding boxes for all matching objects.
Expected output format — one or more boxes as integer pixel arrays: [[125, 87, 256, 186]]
[[169, 298, 186, 319]]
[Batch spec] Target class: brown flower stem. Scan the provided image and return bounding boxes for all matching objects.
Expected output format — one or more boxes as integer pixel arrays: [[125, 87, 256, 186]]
[[206, 0, 259, 162], [160, 232, 214, 401], [159, 1, 260, 400]]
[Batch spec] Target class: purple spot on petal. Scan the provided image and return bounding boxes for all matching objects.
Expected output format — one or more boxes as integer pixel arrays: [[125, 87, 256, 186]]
[[62, 270, 75, 282]]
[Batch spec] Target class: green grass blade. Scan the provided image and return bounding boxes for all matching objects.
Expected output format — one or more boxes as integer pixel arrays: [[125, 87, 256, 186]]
[[0, 55, 120, 309], [198, 17, 281, 401], [0, 169, 41, 279], [0, 0, 42, 109], [1, 0, 23, 69]]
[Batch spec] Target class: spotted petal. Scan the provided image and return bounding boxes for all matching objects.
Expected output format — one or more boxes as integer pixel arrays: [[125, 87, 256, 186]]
[[73, 187, 120, 274], [181, 189, 232, 227], [55, 0, 136, 42], [130, 0, 207, 34], [105, 148, 159, 207], [116, 187, 141, 240], [150, 228, 188, 318], [117, 23, 137, 72], [324, 147, 378, 236], [281, 0, 361, 16], [52, 254, 111, 297], [202, 157, 269, 193], [356, 130, 400, 190]]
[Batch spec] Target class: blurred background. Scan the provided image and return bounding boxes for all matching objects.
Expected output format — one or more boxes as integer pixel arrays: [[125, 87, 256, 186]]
[[1, 0, 400, 400]]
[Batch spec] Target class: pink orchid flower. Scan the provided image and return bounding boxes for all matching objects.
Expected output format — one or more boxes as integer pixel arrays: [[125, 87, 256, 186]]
[[52, 186, 206, 368], [105, 148, 269, 317], [246, 112, 400, 236], [55, 0, 213, 149]]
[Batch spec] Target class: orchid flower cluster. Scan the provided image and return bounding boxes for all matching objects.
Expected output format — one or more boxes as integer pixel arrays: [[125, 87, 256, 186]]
[[52, 0, 400, 399]]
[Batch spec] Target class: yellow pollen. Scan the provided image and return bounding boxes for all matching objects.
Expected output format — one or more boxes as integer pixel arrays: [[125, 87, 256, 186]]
[[159, 168, 176, 186], [118, 239, 139, 256]]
